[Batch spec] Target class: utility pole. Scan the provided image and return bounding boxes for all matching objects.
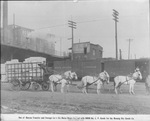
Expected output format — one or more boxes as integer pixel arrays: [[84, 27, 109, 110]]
[[119, 49, 122, 60], [60, 37, 62, 56], [13, 13, 15, 26], [3, 1, 8, 43], [127, 39, 133, 59], [13, 13, 15, 41], [11, 13, 16, 60], [68, 20, 76, 60], [112, 9, 119, 60], [134, 54, 136, 59]]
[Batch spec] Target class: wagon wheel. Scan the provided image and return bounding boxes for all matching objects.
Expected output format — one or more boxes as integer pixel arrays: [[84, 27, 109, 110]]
[[10, 79, 20, 90], [20, 81, 31, 90], [10, 79, 20, 86], [32, 82, 40, 91], [41, 82, 49, 91]]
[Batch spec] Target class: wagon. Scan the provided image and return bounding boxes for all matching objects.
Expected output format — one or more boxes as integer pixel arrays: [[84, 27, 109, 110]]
[[6, 62, 52, 91]]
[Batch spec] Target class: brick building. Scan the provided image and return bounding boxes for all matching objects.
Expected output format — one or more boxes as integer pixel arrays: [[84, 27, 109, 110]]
[[73, 42, 103, 60]]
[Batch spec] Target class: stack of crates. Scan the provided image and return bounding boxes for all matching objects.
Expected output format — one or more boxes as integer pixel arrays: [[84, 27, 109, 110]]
[[6, 62, 43, 82]]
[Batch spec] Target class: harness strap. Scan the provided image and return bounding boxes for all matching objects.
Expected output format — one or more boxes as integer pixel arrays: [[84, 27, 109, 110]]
[[126, 76, 129, 84], [53, 76, 63, 83], [118, 76, 130, 87], [88, 77, 100, 86]]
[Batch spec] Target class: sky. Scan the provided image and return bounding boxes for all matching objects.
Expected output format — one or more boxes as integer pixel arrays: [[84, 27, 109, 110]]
[[4, 0, 150, 59]]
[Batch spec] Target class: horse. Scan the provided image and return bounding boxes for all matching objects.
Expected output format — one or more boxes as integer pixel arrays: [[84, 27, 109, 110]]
[[114, 68, 142, 95], [99, 70, 110, 87], [79, 71, 110, 94], [49, 71, 78, 93], [145, 75, 150, 95]]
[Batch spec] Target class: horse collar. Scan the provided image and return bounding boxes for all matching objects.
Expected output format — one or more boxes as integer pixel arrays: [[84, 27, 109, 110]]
[[126, 76, 128, 81]]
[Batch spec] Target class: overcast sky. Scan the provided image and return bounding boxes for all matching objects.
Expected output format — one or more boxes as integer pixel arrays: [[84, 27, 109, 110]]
[[6, 0, 150, 59]]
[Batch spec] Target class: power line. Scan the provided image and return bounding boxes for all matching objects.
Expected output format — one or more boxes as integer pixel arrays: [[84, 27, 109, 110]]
[[34, 18, 109, 30], [77, 18, 109, 24], [36, 24, 67, 30]]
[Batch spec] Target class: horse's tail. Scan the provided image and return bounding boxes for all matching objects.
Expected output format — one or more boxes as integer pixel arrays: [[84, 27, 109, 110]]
[[145, 75, 150, 88], [114, 77, 116, 89], [81, 78, 84, 87]]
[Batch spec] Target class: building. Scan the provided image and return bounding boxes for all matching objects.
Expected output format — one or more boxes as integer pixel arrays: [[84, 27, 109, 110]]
[[2, 24, 56, 54], [73, 42, 103, 60], [1, 24, 34, 48]]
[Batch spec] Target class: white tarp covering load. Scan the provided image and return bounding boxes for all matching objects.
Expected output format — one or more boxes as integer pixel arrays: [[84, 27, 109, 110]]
[[24, 57, 46, 63]]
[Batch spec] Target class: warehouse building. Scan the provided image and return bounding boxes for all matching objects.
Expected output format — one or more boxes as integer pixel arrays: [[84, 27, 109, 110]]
[[73, 42, 103, 60]]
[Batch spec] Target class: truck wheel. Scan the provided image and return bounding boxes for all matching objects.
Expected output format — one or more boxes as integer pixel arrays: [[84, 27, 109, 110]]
[[21, 82, 31, 90], [10, 79, 20, 90]]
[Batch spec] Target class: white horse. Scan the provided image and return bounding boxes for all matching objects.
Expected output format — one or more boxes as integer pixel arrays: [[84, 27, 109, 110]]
[[114, 68, 142, 95], [49, 71, 78, 93], [145, 75, 150, 95], [79, 71, 110, 94]]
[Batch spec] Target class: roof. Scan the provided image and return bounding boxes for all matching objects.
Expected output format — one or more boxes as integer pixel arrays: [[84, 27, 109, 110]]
[[74, 41, 103, 50], [8, 24, 34, 31]]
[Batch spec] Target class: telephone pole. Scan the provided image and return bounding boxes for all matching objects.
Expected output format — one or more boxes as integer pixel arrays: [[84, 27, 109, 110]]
[[112, 9, 119, 60], [119, 49, 122, 60], [68, 20, 76, 60], [127, 39, 133, 59], [60, 37, 62, 56]]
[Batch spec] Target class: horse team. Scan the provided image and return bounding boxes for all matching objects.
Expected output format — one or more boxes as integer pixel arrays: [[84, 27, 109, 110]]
[[48, 68, 150, 95]]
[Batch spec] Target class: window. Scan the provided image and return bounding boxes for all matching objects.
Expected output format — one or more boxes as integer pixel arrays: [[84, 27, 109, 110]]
[[93, 49, 96, 56], [84, 47, 87, 54]]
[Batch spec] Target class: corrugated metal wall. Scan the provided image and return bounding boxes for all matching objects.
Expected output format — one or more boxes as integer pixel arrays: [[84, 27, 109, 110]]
[[135, 59, 150, 80], [53, 59, 150, 81], [104, 60, 135, 78], [104, 59, 150, 81], [54, 60, 71, 74], [54, 60, 102, 78]]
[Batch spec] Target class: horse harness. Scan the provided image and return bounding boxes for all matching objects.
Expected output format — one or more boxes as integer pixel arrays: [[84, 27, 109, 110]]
[[53, 75, 71, 84], [118, 76, 132, 87], [87, 76, 100, 87]]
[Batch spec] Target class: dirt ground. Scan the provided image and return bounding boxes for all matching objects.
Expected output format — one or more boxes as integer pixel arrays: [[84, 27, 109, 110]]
[[1, 81, 150, 114]]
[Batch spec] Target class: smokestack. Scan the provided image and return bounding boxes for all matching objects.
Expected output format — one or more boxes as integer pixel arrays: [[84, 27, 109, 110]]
[[3, 1, 8, 42]]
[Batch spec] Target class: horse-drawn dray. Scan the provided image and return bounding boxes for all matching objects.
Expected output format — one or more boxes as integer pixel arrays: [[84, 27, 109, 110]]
[[6, 62, 52, 91]]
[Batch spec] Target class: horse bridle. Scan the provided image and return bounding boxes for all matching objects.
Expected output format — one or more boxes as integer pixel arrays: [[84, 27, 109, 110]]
[[101, 72, 109, 83], [125, 71, 140, 82]]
